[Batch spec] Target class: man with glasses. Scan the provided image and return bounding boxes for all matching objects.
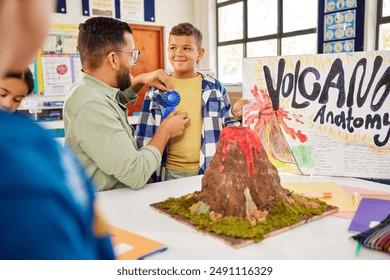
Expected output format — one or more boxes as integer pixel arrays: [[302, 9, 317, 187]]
[[64, 17, 190, 191], [112, 49, 140, 65]]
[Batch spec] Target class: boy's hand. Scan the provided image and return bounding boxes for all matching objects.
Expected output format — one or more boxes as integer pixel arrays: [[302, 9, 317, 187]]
[[232, 98, 250, 119]]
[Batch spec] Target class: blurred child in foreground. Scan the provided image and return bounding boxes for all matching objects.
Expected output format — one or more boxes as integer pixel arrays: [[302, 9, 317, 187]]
[[0, 0, 115, 260]]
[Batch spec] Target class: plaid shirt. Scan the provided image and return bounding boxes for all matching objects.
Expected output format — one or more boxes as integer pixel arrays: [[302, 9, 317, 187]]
[[135, 73, 240, 181]]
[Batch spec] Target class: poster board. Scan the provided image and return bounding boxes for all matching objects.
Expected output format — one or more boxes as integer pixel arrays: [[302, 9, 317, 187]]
[[242, 51, 390, 179], [81, 0, 155, 22], [318, 0, 365, 53], [36, 25, 81, 95]]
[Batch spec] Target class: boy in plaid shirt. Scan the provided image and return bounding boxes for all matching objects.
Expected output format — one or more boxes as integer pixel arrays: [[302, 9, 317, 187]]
[[135, 23, 247, 181]]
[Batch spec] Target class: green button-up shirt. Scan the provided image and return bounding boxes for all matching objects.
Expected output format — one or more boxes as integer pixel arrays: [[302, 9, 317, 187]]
[[64, 73, 161, 191]]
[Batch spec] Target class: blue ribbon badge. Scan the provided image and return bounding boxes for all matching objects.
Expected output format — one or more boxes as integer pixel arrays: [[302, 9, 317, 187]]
[[162, 90, 181, 120]]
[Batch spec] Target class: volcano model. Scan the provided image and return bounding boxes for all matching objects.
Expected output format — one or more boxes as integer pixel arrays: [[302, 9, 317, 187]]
[[151, 126, 337, 247], [199, 126, 295, 220]]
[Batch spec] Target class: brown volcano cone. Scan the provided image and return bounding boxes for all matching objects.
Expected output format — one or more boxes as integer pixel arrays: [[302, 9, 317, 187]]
[[198, 126, 293, 219]]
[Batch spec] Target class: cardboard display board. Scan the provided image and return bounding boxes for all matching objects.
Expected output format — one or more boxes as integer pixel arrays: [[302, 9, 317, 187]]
[[242, 51, 390, 179]]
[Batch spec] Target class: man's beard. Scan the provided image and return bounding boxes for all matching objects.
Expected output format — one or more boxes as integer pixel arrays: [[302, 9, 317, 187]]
[[116, 65, 131, 91]]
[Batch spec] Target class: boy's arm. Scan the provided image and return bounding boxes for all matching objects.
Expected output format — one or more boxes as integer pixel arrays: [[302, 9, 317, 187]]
[[218, 83, 242, 127]]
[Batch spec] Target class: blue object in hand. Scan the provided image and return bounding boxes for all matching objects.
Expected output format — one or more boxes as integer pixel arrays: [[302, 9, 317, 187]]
[[162, 90, 181, 120]]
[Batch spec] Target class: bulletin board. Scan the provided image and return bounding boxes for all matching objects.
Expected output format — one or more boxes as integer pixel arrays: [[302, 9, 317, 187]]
[[81, 0, 155, 22], [242, 51, 390, 180], [317, 0, 365, 54], [35, 25, 81, 96]]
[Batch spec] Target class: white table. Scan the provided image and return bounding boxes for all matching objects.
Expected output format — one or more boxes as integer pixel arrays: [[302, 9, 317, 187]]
[[97, 174, 390, 260]]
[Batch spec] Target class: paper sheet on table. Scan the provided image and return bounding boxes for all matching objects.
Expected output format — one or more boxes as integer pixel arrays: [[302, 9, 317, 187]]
[[282, 182, 355, 212], [109, 226, 167, 260]]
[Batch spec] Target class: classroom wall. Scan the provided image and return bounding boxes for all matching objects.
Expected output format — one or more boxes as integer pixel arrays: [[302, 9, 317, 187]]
[[49, 0, 379, 88], [50, 0, 198, 73]]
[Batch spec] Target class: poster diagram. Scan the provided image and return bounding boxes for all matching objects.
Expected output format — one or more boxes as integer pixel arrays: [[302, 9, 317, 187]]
[[318, 0, 364, 53], [121, 0, 144, 22], [324, 10, 356, 41], [324, 39, 354, 53], [41, 55, 73, 96], [82, 0, 154, 21], [37, 25, 80, 95], [42, 28, 63, 54], [242, 51, 390, 179], [325, 0, 357, 13], [89, 0, 115, 17]]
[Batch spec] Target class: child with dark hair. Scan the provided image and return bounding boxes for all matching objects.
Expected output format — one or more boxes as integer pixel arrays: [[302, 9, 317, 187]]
[[135, 22, 248, 181], [0, 68, 34, 113]]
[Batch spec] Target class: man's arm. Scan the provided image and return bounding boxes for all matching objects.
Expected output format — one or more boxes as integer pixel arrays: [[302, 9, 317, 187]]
[[73, 101, 162, 189], [131, 69, 173, 93]]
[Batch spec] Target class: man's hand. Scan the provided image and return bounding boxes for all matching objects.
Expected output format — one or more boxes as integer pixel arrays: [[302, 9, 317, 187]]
[[232, 98, 250, 119], [147, 111, 190, 154], [160, 111, 190, 138], [131, 69, 173, 93]]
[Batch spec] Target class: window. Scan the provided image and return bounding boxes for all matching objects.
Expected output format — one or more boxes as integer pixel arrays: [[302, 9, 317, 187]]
[[216, 0, 317, 84], [376, 0, 390, 50]]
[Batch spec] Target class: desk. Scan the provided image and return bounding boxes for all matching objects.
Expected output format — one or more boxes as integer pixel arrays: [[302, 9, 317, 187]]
[[37, 116, 139, 147], [37, 116, 139, 129], [97, 174, 390, 260]]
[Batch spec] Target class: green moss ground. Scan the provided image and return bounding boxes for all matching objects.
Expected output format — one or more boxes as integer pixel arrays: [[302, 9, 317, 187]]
[[156, 192, 330, 242]]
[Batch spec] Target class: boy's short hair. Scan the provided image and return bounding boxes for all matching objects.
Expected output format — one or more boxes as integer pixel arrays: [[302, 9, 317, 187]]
[[170, 23, 203, 49], [6, 68, 34, 95], [78, 17, 132, 70]]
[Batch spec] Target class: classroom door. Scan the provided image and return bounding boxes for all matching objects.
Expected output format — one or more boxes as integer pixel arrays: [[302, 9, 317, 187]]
[[127, 24, 165, 115]]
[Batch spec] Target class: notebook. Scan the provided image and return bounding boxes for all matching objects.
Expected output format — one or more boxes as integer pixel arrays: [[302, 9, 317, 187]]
[[109, 226, 167, 260], [348, 198, 390, 233]]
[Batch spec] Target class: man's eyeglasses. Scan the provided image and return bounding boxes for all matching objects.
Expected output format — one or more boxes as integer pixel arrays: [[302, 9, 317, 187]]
[[112, 49, 140, 64]]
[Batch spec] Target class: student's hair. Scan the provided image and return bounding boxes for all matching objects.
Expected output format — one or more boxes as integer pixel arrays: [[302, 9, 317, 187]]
[[170, 23, 203, 49], [6, 68, 34, 95], [78, 17, 132, 70]]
